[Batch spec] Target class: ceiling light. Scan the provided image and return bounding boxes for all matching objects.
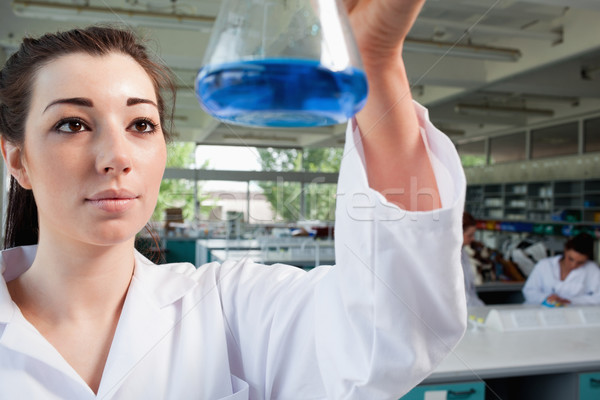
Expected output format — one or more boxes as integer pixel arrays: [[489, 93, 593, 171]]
[[223, 134, 298, 143], [435, 127, 465, 137], [477, 91, 579, 106], [12, 0, 215, 31], [404, 38, 521, 62], [12, 2, 522, 63], [416, 17, 562, 42], [455, 104, 554, 117]]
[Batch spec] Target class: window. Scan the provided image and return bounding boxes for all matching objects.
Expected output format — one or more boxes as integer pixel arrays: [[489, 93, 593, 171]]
[[255, 147, 302, 172], [584, 116, 600, 153], [457, 140, 487, 167], [304, 182, 337, 222], [531, 122, 578, 159], [155, 178, 197, 222], [196, 145, 262, 171], [489, 132, 526, 164], [199, 180, 250, 222], [253, 180, 302, 223]]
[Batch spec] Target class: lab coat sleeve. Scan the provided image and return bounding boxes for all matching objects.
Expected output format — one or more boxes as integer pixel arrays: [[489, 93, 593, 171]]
[[569, 263, 600, 305], [570, 291, 600, 305], [217, 101, 467, 400], [312, 101, 467, 399], [522, 260, 549, 305]]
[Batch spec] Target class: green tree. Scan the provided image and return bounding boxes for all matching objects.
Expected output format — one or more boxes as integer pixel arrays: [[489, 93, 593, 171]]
[[257, 147, 342, 222], [153, 142, 211, 222], [461, 154, 487, 167]]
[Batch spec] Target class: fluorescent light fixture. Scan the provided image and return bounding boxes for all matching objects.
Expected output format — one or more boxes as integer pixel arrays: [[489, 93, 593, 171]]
[[477, 90, 579, 106], [404, 38, 521, 62], [12, 0, 215, 31], [437, 127, 465, 137], [416, 17, 562, 42], [455, 104, 554, 117], [222, 134, 298, 143], [11, 2, 522, 62]]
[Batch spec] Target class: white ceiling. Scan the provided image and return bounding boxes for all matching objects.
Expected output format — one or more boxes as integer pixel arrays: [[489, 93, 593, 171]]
[[2, 0, 600, 148]]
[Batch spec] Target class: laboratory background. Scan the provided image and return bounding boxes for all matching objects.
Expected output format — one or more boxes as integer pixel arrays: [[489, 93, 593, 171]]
[[2, 0, 600, 399]]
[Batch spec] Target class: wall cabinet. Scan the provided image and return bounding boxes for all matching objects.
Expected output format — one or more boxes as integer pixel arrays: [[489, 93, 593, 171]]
[[579, 371, 600, 400], [401, 372, 600, 400], [400, 381, 484, 400], [165, 238, 197, 264], [466, 178, 600, 235]]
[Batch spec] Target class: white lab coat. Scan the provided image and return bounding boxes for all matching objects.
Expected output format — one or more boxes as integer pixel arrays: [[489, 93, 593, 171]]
[[0, 103, 467, 400], [522, 255, 600, 305], [460, 248, 484, 307]]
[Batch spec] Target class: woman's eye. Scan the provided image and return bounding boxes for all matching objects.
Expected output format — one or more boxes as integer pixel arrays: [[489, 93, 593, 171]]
[[130, 119, 157, 134], [55, 118, 87, 133]]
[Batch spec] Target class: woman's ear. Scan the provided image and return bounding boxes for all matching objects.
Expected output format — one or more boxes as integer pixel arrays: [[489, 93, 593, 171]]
[[1, 136, 32, 189]]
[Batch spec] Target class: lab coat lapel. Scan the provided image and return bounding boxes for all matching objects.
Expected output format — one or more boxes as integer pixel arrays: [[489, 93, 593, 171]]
[[0, 246, 37, 323], [1, 312, 91, 390], [97, 254, 197, 398], [1, 246, 89, 388]]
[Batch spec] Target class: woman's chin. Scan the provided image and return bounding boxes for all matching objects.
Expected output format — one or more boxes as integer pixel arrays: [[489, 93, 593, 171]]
[[78, 224, 147, 247]]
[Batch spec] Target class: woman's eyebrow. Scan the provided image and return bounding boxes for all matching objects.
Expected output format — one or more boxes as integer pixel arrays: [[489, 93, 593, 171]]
[[43, 97, 93, 113], [127, 97, 157, 108]]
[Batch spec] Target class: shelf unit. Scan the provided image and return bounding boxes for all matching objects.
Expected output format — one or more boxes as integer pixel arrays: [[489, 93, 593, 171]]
[[466, 178, 600, 236]]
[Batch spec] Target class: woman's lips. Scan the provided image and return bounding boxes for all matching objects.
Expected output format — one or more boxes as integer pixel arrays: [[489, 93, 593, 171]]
[[86, 190, 139, 213]]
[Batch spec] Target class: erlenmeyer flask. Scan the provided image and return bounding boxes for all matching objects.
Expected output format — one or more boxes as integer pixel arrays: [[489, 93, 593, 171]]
[[195, 0, 368, 128]]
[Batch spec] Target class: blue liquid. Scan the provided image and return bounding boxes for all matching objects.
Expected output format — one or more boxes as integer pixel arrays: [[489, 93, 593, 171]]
[[195, 59, 368, 127]]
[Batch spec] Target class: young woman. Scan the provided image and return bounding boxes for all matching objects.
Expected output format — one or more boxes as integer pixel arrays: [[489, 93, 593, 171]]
[[461, 213, 485, 307], [522, 233, 600, 306], [0, 0, 467, 398]]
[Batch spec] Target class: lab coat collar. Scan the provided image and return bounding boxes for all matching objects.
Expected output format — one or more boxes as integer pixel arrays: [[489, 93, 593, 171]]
[[0, 245, 90, 389], [0, 245, 198, 323], [132, 250, 198, 308], [0, 245, 199, 330], [0, 245, 200, 396], [0, 245, 199, 325], [98, 254, 200, 397], [0, 245, 37, 324], [97, 260, 196, 397]]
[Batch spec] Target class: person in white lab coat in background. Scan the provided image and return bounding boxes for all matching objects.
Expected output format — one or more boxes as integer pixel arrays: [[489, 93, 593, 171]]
[[461, 213, 485, 307], [522, 233, 600, 306], [0, 0, 467, 399]]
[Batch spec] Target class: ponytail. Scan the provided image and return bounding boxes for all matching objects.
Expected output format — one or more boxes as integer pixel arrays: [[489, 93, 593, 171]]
[[3, 177, 38, 249]]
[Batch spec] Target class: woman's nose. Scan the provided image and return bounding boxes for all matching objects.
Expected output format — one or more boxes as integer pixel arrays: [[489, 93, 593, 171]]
[[95, 129, 133, 175]]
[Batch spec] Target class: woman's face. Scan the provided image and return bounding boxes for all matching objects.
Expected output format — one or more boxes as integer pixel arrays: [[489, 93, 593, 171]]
[[13, 52, 167, 247], [562, 249, 589, 273], [463, 226, 476, 246]]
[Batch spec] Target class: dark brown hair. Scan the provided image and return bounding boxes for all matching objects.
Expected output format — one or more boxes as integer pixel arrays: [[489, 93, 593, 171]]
[[462, 211, 476, 231], [0, 26, 176, 249], [565, 232, 595, 261]]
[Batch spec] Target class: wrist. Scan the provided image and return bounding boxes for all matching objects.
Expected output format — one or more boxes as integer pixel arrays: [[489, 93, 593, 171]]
[[358, 44, 405, 73]]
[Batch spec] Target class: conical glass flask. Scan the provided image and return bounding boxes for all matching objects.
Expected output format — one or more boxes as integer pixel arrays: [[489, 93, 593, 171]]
[[195, 0, 368, 128]]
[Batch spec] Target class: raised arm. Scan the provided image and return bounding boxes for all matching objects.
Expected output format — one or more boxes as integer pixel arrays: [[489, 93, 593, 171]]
[[346, 0, 440, 211], [216, 2, 467, 398]]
